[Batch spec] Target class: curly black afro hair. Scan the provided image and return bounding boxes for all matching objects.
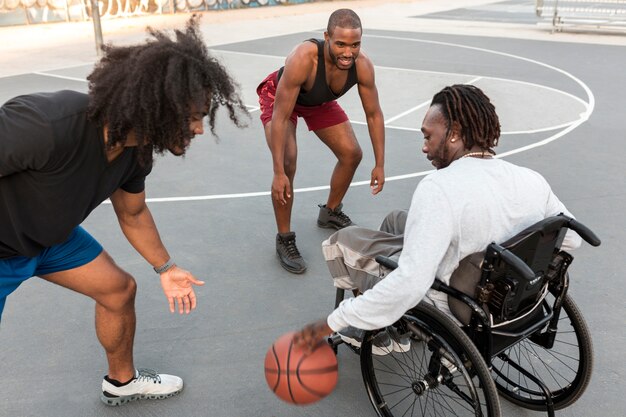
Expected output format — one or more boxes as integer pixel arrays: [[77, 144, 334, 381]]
[[87, 15, 248, 165]]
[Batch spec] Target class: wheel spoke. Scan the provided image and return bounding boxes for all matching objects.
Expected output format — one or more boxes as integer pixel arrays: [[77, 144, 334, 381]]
[[362, 305, 499, 416], [493, 294, 592, 410]]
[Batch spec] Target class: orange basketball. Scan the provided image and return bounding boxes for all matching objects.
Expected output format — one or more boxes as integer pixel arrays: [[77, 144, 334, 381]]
[[264, 331, 338, 405]]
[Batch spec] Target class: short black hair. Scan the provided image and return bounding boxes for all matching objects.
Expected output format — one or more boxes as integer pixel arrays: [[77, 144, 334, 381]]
[[87, 15, 248, 165], [327, 9, 362, 36], [430, 84, 500, 154]]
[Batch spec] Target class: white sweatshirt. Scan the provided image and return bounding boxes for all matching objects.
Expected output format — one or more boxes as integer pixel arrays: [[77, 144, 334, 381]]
[[327, 157, 581, 331]]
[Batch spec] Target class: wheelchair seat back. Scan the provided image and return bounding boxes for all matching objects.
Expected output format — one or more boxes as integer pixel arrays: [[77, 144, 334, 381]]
[[449, 216, 570, 327]]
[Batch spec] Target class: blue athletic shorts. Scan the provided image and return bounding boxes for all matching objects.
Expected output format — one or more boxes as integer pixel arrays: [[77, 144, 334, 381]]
[[0, 226, 103, 320]]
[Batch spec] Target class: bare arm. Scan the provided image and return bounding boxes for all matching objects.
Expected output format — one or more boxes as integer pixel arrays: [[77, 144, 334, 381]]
[[356, 52, 385, 194], [110, 189, 205, 314], [268, 44, 315, 204]]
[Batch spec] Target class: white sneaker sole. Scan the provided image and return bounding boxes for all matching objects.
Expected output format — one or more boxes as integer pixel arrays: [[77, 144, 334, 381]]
[[339, 333, 392, 356], [392, 340, 411, 353], [100, 388, 182, 406]]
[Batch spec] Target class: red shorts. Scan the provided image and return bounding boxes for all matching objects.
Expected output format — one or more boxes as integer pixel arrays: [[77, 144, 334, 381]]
[[256, 71, 349, 131]]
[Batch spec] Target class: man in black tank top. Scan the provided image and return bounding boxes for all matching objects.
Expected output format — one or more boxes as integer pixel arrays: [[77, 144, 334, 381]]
[[256, 9, 386, 274]]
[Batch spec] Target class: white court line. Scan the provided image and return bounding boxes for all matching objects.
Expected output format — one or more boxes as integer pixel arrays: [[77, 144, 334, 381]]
[[29, 72, 254, 115], [362, 34, 594, 118], [31, 71, 263, 116], [374, 64, 589, 108], [384, 101, 430, 124], [383, 76, 482, 124], [354, 118, 577, 135], [32, 72, 87, 83]]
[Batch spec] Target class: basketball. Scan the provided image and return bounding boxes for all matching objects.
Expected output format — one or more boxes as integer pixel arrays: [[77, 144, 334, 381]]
[[264, 331, 338, 405]]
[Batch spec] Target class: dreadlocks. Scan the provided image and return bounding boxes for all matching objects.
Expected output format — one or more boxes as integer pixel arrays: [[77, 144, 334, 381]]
[[430, 84, 500, 154], [327, 9, 362, 36], [87, 15, 248, 165]]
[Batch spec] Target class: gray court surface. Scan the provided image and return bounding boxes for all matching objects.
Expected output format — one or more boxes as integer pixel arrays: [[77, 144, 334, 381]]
[[1, 1, 626, 416]]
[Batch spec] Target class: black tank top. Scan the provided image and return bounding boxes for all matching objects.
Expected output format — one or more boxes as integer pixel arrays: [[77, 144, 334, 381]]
[[277, 39, 358, 107]]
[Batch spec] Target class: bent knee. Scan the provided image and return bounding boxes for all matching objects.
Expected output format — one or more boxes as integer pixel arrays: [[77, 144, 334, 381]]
[[97, 272, 137, 311], [340, 146, 363, 167]]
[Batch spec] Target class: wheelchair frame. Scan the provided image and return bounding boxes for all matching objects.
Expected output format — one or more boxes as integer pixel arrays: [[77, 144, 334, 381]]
[[330, 214, 601, 417]]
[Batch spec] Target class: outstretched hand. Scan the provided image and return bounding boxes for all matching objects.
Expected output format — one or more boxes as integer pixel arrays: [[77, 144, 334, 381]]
[[293, 319, 334, 353], [159, 265, 205, 314], [370, 166, 385, 195]]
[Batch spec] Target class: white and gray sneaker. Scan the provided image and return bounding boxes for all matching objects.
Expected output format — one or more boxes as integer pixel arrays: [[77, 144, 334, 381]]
[[101, 368, 183, 406], [388, 326, 411, 353], [337, 326, 393, 356]]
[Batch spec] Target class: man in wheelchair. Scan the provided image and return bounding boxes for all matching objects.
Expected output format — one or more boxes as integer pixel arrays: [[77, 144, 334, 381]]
[[294, 84, 598, 416], [295, 83, 580, 348]]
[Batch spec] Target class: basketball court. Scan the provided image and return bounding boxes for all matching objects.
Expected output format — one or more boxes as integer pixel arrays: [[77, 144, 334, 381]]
[[1, 1, 625, 416]]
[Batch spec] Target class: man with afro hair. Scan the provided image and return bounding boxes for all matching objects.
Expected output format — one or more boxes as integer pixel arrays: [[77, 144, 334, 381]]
[[0, 16, 247, 405]]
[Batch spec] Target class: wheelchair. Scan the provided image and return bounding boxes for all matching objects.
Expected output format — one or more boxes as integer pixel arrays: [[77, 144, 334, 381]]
[[329, 214, 601, 417]]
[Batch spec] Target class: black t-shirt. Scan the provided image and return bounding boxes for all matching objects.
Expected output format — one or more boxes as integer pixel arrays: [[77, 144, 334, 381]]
[[0, 90, 152, 258]]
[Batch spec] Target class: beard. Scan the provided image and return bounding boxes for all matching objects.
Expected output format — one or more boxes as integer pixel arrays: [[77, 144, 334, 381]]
[[432, 140, 452, 170], [328, 44, 355, 70]]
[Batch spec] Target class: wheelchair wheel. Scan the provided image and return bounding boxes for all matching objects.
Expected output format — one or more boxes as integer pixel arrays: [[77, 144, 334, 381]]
[[491, 294, 593, 411], [361, 303, 501, 417]]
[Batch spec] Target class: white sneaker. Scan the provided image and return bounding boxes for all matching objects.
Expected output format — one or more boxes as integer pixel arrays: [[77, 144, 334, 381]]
[[101, 368, 183, 406], [337, 326, 393, 356], [388, 326, 411, 353]]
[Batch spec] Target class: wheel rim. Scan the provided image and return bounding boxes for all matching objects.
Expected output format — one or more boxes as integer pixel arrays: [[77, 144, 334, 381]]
[[363, 319, 490, 416]]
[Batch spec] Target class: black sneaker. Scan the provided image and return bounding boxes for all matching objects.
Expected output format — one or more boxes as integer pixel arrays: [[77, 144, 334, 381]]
[[317, 203, 353, 229], [337, 326, 393, 356], [276, 232, 306, 274]]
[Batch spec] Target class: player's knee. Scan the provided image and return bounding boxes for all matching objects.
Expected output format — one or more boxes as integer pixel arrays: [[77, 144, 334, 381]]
[[99, 272, 137, 311], [344, 146, 362, 167], [283, 157, 297, 178], [118, 274, 137, 305]]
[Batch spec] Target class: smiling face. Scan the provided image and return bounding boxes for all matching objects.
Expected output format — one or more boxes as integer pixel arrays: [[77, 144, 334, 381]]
[[421, 104, 464, 169], [324, 26, 362, 70]]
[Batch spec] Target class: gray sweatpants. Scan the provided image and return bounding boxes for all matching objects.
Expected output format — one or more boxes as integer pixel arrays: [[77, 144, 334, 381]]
[[322, 209, 407, 292], [322, 209, 454, 319]]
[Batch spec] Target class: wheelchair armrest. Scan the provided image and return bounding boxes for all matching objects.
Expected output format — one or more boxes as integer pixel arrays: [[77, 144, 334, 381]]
[[375, 255, 398, 270], [488, 243, 536, 281]]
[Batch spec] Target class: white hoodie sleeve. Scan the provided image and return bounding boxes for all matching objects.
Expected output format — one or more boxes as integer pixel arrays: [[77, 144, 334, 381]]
[[327, 179, 455, 331]]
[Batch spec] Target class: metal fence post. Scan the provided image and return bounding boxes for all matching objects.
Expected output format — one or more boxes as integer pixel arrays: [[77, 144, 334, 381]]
[[90, 0, 104, 57]]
